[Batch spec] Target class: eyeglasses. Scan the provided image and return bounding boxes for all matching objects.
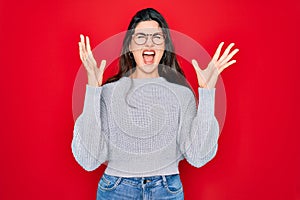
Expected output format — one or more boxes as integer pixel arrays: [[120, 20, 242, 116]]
[[132, 32, 165, 45]]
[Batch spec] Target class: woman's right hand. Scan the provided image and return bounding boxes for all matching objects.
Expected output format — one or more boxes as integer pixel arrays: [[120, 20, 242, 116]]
[[79, 34, 106, 87]]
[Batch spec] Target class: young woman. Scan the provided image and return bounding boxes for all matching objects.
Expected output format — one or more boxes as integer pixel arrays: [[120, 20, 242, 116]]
[[72, 8, 238, 200]]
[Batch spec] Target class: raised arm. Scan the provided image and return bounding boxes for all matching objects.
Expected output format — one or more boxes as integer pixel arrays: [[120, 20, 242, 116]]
[[71, 35, 109, 171], [178, 42, 239, 167], [178, 88, 219, 168]]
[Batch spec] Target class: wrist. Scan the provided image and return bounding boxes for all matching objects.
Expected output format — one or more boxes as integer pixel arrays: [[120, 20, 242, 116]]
[[87, 74, 99, 87]]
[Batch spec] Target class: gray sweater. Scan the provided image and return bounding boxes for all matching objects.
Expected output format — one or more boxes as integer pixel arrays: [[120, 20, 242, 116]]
[[72, 76, 219, 177]]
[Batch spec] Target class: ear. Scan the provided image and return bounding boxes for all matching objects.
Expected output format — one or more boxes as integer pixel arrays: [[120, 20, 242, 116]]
[[129, 43, 132, 52]]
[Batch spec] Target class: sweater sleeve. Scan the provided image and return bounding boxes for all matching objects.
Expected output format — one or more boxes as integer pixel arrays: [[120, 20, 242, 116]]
[[71, 85, 109, 171], [178, 87, 220, 168]]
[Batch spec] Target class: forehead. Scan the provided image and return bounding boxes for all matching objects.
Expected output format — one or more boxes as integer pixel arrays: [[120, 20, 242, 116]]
[[134, 20, 162, 33]]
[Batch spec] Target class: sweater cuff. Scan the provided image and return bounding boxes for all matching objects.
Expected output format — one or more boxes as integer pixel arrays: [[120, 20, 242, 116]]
[[197, 87, 216, 115], [83, 84, 102, 115], [198, 87, 216, 97]]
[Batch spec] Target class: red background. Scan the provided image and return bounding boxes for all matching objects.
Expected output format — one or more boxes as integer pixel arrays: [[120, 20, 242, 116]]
[[0, 0, 299, 199]]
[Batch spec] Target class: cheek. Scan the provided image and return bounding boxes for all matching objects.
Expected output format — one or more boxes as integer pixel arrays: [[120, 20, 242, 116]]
[[129, 41, 141, 52], [130, 44, 142, 62], [156, 46, 165, 60], [132, 52, 141, 60], [132, 51, 143, 65], [157, 43, 165, 53]]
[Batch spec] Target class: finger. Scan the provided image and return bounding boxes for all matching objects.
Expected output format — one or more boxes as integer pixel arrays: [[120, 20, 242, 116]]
[[218, 43, 235, 63], [192, 59, 207, 87], [219, 48, 239, 66], [218, 60, 236, 73], [79, 42, 85, 62], [86, 36, 92, 53], [80, 34, 84, 45], [212, 42, 224, 61], [192, 59, 201, 72], [80, 34, 86, 53], [99, 60, 106, 72]]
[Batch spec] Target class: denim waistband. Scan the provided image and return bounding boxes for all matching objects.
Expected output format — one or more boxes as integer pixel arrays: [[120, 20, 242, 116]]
[[103, 173, 179, 187]]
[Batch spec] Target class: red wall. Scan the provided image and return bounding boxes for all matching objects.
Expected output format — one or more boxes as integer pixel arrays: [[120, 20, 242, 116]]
[[0, 0, 299, 199]]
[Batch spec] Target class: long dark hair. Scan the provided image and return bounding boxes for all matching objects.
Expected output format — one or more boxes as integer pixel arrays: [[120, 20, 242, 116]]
[[104, 8, 188, 86]]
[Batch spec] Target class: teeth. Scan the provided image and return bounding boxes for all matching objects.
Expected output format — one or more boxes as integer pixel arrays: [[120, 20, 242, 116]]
[[143, 51, 155, 55]]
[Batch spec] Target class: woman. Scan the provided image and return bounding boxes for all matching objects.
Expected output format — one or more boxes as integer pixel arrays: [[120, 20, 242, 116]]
[[72, 8, 238, 200]]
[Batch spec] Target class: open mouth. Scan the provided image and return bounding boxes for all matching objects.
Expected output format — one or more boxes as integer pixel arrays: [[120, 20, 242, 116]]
[[142, 50, 155, 65]]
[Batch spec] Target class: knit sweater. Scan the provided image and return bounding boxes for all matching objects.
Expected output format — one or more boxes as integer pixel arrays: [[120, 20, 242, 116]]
[[72, 76, 219, 177]]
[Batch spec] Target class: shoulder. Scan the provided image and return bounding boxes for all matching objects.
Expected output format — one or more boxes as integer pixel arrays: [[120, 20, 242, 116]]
[[100, 79, 121, 99], [162, 80, 195, 101], [101, 77, 132, 100]]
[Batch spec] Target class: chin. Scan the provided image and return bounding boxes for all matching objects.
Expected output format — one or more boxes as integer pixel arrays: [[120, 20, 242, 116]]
[[141, 64, 158, 73]]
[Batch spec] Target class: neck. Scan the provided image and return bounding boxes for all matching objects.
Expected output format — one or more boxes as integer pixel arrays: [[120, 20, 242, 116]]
[[129, 67, 159, 79]]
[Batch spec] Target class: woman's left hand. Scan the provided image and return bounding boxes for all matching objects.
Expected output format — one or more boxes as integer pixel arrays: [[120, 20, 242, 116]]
[[192, 42, 239, 89]]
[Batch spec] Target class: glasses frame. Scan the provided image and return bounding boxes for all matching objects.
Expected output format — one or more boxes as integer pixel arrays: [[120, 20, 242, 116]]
[[132, 32, 166, 45]]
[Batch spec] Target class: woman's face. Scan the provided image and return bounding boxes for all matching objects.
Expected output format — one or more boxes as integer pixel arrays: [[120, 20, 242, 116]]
[[129, 20, 165, 77]]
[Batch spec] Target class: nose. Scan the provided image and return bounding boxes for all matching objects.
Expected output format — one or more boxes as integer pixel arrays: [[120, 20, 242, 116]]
[[145, 35, 154, 47]]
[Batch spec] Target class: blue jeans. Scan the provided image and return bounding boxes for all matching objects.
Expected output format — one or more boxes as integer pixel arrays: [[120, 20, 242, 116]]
[[96, 173, 184, 200]]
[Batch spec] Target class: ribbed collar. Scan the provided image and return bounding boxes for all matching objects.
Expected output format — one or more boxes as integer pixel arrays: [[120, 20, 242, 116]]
[[120, 76, 167, 84]]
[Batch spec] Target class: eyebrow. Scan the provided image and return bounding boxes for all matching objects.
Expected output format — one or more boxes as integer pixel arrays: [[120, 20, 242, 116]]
[[134, 32, 164, 35]]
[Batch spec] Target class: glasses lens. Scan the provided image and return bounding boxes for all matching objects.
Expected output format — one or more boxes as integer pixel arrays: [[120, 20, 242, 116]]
[[133, 33, 165, 45], [152, 33, 165, 45], [133, 33, 147, 45]]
